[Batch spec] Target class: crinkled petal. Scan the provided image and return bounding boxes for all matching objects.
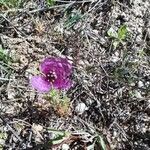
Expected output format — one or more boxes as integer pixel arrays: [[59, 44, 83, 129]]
[[62, 79, 72, 89], [53, 78, 72, 90], [40, 57, 56, 74], [40, 57, 72, 76], [59, 58, 72, 76], [30, 76, 51, 92]]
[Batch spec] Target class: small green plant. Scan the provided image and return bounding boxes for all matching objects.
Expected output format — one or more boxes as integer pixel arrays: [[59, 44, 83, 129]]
[[30, 57, 72, 116], [107, 24, 128, 49], [0, 47, 12, 63], [96, 134, 106, 150], [114, 66, 135, 83], [0, 131, 7, 149], [64, 11, 83, 29], [47, 128, 71, 145], [113, 56, 142, 84], [46, 128, 107, 149], [46, 0, 55, 6], [137, 49, 146, 58], [45, 89, 70, 116], [0, 0, 23, 8]]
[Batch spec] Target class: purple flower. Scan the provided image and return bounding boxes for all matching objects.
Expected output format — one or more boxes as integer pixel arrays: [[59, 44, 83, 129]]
[[31, 57, 72, 92]]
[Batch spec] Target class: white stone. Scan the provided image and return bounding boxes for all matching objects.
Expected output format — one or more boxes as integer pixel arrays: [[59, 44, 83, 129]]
[[113, 131, 117, 137], [142, 127, 147, 133], [62, 144, 69, 150], [138, 81, 144, 88], [75, 103, 88, 114], [114, 51, 119, 57], [0, 139, 5, 145], [111, 56, 120, 63], [130, 82, 136, 87], [134, 91, 142, 98], [146, 81, 150, 86]]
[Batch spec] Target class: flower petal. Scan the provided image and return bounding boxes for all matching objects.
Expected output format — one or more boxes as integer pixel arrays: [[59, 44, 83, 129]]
[[30, 76, 51, 92], [40, 57, 72, 76], [53, 78, 72, 90], [59, 58, 72, 76], [40, 57, 57, 74]]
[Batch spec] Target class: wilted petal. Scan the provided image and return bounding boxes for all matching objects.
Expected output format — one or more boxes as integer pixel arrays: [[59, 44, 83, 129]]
[[30, 76, 51, 92]]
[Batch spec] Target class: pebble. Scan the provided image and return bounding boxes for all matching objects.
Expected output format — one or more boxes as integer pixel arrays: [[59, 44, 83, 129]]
[[75, 103, 88, 114], [145, 81, 149, 87], [138, 81, 144, 88], [0, 139, 5, 145], [134, 90, 142, 98], [62, 144, 69, 150], [130, 82, 136, 87], [111, 56, 120, 63]]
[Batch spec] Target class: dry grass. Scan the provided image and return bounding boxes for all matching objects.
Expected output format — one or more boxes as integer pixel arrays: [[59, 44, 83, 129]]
[[0, 0, 150, 149]]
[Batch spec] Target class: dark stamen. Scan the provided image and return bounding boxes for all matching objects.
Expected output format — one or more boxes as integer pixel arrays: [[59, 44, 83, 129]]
[[45, 71, 57, 83]]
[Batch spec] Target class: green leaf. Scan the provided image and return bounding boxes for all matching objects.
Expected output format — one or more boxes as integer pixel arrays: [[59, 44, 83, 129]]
[[49, 88, 58, 97], [97, 135, 106, 150], [0, 0, 23, 8], [138, 49, 146, 57], [113, 40, 119, 49], [107, 27, 118, 38], [64, 12, 82, 29], [118, 25, 127, 40], [0, 47, 12, 63], [47, 128, 70, 145], [47, 0, 55, 6], [0, 132, 7, 139]]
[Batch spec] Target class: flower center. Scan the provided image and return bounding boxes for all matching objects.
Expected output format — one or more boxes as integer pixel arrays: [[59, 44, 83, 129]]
[[45, 71, 57, 83]]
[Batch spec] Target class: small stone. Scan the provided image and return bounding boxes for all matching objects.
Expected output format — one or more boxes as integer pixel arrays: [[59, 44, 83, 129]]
[[111, 56, 120, 63], [145, 81, 150, 86], [114, 51, 119, 57], [138, 81, 144, 88], [130, 82, 136, 87], [62, 144, 69, 150], [32, 124, 43, 132], [0, 139, 5, 145], [7, 90, 15, 99], [75, 103, 88, 114], [113, 131, 117, 137], [12, 136, 18, 142], [93, 29, 99, 35], [142, 127, 147, 133], [134, 91, 142, 98]]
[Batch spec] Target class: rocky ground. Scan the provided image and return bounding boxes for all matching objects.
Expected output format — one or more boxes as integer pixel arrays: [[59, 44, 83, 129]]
[[0, 0, 150, 149]]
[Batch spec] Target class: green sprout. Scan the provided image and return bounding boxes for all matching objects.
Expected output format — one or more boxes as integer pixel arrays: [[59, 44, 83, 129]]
[[0, 47, 12, 63], [46, 127, 107, 149], [46, 0, 55, 6], [64, 11, 83, 29], [0, 131, 7, 149], [0, 0, 23, 8], [47, 128, 71, 145], [45, 89, 70, 116], [107, 24, 128, 49], [96, 134, 106, 150], [0, 47, 13, 83]]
